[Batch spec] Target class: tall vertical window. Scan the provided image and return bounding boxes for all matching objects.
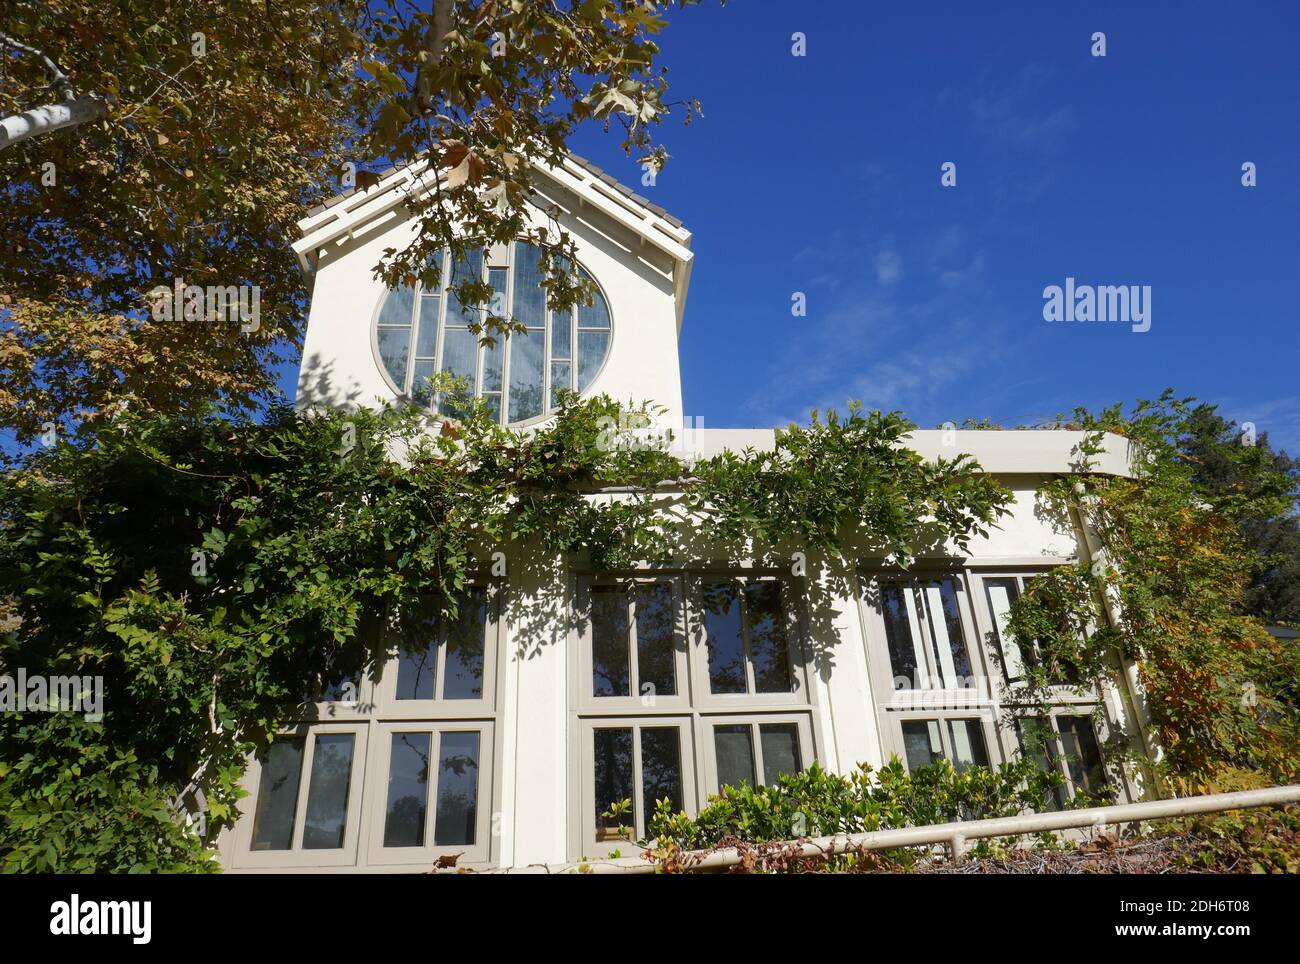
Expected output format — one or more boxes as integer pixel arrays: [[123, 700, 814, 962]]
[[373, 243, 612, 425], [877, 576, 977, 690]]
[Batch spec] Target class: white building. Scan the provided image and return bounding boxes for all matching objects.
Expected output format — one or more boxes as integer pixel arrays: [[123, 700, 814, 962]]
[[217, 156, 1150, 872]]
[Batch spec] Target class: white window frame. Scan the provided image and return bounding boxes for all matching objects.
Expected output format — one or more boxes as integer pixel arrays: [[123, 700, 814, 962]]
[[375, 584, 501, 720], [859, 566, 996, 715], [967, 568, 1099, 706], [701, 712, 815, 795], [369, 242, 614, 427], [365, 720, 496, 867], [231, 722, 370, 870], [886, 711, 1002, 775], [575, 576, 691, 713], [578, 716, 697, 859], [686, 573, 810, 709]]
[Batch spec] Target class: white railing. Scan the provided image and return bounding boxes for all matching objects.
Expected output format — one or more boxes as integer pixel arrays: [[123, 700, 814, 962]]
[[487, 783, 1300, 874]]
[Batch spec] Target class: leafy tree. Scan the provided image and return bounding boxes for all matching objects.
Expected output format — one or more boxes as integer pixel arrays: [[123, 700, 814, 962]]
[[1176, 403, 1300, 625], [1, 1, 714, 442]]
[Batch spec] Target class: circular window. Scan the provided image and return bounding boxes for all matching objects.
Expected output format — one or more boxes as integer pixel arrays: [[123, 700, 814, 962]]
[[373, 242, 611, 425]]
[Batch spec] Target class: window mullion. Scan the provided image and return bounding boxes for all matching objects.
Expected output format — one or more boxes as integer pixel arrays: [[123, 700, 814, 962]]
[[631, 726, 646, 839], [427, 729, 441, 849], [290, 734, 316, 851], [739, 582, 757, 695]]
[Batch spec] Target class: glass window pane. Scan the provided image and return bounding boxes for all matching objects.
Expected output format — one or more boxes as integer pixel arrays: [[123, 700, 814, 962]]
[[920, 578, 973, 687], [377, 327, 411, 390], [507, 328, 544, 422], [760, 724, 802, 785], [702, 581, 746, 694], [901, 719, 943, 772], [1017, 717, 1066, 811], [594, 728, 634, 841], [880, 582, 923, 689], [481, 333, 503, 394], [640, 727, 683, 824], [414, 296, 440, 357], [377, 285, 415, 327], [384, 733, 430, 847], [1059, 716, 1107, 799], [250, 739, 304, 851], [947, 720, 990, 773], [634, 583, 676, 698], [481, 393, 501, 424], [301, 734, 355, 850], [443, 588, 487, 700], [985, 578, 1025, 683], [551, 308, 572, 358], [438, 326, 478, 413], [549, 360, 571, 409], [578, 282, 610, 328], [577, 330, 609, 391], [411, 359, 436, 406], [488, 266, 508, 325], [714, 724, 756, 790], [395, 611, 437, 701], [746, 582, 793, 693], [511, 242, 547, 328], [591, 586, 630, 697], [433, 731, 480, 846], [447, 249, 483, 325]]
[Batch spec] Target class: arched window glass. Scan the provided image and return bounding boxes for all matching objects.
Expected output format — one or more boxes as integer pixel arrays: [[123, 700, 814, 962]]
[[373, 242, 612, 424]]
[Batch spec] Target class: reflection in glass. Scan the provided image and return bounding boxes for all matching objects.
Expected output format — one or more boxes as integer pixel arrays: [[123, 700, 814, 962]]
[[376, 327, 411, 390], [901, 719, 943, 773], [377, 284, 415, 327], [946, 719, 989, 773], [250, 739, 304, 851], [1059, 715, 1107, 799], [746, 582, 792, 693], [635, 583, 676, 697], [577, 329, 609, 391], [760, 724, 802, 785], [434, 731, 480, 846], [443, 588, 487, 700], [1017, 717, 1067, 810], [591, 587, 630, 697], [414, 296, 440, 356], [594, 728, 634, 840], [508, 328, 544, 422], [384, 732, 430, 847], [395, 619, 437, 701], [714, 724, 756, 789], [512, 242, 546, 327], [640, 727, 683, 825], [702, 582, 746, 694], [302, 734, 355, 849]]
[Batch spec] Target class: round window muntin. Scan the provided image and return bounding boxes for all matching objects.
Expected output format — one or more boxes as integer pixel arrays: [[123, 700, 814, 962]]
[[369, 242, 613, 426]]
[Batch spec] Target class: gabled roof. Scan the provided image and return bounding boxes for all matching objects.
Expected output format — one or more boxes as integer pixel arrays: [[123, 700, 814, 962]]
[[294, 152, 694, 326]]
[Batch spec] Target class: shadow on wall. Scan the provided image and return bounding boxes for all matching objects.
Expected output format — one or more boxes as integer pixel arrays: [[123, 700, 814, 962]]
[[296, 352, 368, 413]]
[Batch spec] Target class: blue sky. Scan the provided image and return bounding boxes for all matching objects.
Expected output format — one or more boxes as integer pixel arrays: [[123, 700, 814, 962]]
[[556, 0, 1300, 450]]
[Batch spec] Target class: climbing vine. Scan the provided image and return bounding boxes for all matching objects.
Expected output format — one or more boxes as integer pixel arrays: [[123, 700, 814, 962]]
[[0, 394, 1009, 871]]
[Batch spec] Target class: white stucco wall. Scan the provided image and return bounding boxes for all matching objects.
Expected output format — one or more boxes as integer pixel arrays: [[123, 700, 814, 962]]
[[296, 191, 686, 429]]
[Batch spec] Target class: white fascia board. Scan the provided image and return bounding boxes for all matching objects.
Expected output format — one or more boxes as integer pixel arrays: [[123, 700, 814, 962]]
[[294, 156, 693, 282], [684, 428, 1136, 478]]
